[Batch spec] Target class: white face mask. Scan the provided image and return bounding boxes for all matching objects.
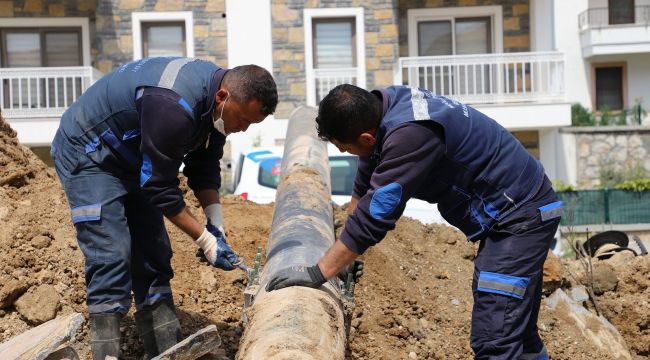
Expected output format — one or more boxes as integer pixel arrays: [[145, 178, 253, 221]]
[[213, 94, 229, 136]]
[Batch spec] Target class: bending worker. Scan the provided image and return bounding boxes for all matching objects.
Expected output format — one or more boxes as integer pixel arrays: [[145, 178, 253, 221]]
[[267, 84, 561, 360], [51, 57, 277, 359]]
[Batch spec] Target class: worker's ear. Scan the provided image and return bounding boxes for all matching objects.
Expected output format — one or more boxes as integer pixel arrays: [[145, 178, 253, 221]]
[[215, 88, 229, 103], [357, 131, 376, 147]]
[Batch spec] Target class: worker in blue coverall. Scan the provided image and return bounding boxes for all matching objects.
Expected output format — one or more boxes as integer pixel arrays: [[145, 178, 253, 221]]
[[267, 84, 562, 360], [50, 57, 277, 359]]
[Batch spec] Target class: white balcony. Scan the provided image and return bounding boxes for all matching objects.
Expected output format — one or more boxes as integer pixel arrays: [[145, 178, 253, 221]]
[[394, 51, 570, 130], [578, 6, 650, 58], [312, 67, 359, 104]]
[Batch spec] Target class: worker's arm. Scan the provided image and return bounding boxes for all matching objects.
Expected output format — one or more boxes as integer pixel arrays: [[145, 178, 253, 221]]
[[266, 123, 445, 291]]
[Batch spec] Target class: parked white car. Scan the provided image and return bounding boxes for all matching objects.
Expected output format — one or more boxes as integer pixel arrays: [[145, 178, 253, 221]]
[[232, 146, 446, 225]]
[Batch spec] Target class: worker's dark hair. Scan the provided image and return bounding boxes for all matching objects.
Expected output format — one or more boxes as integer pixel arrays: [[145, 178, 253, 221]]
[[316, 84, 382, 143], [223, 65, 278, 115]]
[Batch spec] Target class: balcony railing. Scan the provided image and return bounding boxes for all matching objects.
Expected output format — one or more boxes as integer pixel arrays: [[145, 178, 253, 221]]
[[395, 51, 565, 105], [579, 6, 650, 31], [313, 67, 358, 104], [0, 66, 102, 119]]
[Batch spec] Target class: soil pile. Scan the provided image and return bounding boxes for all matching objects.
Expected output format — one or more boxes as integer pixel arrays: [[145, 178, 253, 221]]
[[1, 117, 648, 359]]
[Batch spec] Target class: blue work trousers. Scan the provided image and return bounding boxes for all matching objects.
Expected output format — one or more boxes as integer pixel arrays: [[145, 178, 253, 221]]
[[51, 131, 174, 314], [471, 178, 560, 360]]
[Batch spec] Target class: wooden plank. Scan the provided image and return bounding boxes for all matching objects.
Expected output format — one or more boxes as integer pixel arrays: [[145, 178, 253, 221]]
[[152, 325, 221, 360]]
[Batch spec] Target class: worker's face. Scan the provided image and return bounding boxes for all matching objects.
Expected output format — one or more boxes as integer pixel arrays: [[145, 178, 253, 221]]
[[330, 132, 376, 157], [215, 89, 266, 135]]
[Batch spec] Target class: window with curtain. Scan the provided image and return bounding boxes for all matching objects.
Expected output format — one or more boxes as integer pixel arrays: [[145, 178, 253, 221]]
[[142, 22, 186, 57], [416, 17, 492, 95], [312, 18, 357, 103], [595, 66, 624, 111], [313, 18, 356, 69], [417, 16, 491, 56], [1, 28, 81, 108]]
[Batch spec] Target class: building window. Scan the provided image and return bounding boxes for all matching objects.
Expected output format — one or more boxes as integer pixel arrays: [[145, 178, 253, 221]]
[[417, 16, 492, 56], [595, 66, 624, 111], [512, 130, 539, 159], [141, 22, 186, 57], [608, 0, 635, 25], [1, 28, 81, 67], [408, 6, 503, 57], [304, 8, 366, 106], [313, 18, 356, 69], [132, 12, 194, 60]]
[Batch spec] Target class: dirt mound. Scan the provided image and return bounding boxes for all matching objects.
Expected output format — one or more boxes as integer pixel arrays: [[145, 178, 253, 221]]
[[1, 117, 648, 359]]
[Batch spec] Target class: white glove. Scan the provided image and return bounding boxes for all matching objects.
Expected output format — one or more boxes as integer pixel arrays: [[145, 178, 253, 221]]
[[194, 227, 239, 270]]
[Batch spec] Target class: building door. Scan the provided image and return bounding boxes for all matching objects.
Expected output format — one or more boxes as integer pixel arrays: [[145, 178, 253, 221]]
[[608, 0, 635, 25]]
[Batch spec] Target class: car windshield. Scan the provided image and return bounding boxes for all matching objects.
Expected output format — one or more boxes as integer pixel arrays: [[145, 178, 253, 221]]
[[257, 155, 358, 195]]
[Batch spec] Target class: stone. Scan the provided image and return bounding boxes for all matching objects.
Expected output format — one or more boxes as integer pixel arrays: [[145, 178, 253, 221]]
[[366, 32, 379, 44], [512, 4, 529, 16], [15, 284, 59, 325], [451, 299, 460, 306], [543, 251, 563, 294], [380, 24, 398, 38], [459, 0, 476, 6], [569, 285, 589, 303], [195, 25, 209, 38], [199, 269, 218, 290], [375, 44, 394, 57], [152, 325, 221, 360], [591, 263, 618, 295], [0, 313, 84, 359], [0, 1, 14, 17], [0, 279, 28, 309], [374, 9, 393, 20], [119, 0, 144, 10], [24, 0, 42, 13], [290, 82, 305, 97], [504, 35, 529, 49], [48, 3, 65, 16], [367, 58, 380, 71], [288, 27, 303, 43], [272, 3, 298, 22], [154, 0, 183, 11], [504, 17, 520, 31], [0, 206, 9, 220], [281, 63, 301, 73], [374, 70, 393, 87], [546, 289, 631, 359], [31, 235, 52, 249], [77, 0, 95, 12], [409, 351, 417, 359]]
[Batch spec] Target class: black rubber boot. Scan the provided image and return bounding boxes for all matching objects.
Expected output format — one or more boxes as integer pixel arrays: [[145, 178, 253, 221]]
[[89, 313, 121, 360], [134, 299, 183, 357]]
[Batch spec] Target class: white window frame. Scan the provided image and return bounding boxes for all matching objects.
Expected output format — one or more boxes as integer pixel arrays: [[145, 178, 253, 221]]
[[407, 6, 504, 57], [304, 7, 366, 106], [0, 17, 91, 66], [132, 11, 194, 60]]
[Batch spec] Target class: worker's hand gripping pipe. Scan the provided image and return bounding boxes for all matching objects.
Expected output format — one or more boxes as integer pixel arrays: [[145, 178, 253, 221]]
[[237, 106, 352, 360]]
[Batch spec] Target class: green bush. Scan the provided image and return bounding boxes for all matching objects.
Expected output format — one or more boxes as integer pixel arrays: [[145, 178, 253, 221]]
[[571, 103, 595, 126], [614, 178, 650, 192], [552, 180, 576, 192]]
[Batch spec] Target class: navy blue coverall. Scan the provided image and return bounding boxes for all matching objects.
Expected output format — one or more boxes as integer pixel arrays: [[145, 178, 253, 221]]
[[341, 86, 561, 359], [51, 57, 227, 314]]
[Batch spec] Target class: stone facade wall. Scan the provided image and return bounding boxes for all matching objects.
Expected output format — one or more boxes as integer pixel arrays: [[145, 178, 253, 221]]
[[271, 0, 530, 119], [562, 126, 650, 188], [95, 0, 227, 74], [271, 0, 398, 118], [396, 0, 530, 56]]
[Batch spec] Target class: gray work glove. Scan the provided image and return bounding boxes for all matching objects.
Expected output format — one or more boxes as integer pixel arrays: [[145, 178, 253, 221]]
[[266, 265, 326, 291]]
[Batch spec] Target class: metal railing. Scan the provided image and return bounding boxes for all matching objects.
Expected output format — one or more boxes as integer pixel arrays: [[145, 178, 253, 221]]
[[0, 66, 102, 119], [579, 6, 650, 31], [395, 51, 565, 104], [313, 67, 358, 104]]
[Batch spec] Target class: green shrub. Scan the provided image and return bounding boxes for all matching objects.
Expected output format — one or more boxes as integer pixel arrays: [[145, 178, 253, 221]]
[[571, 103, 595, 126], [614, 178, 650, 192], [552, 180, 576, 192]]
